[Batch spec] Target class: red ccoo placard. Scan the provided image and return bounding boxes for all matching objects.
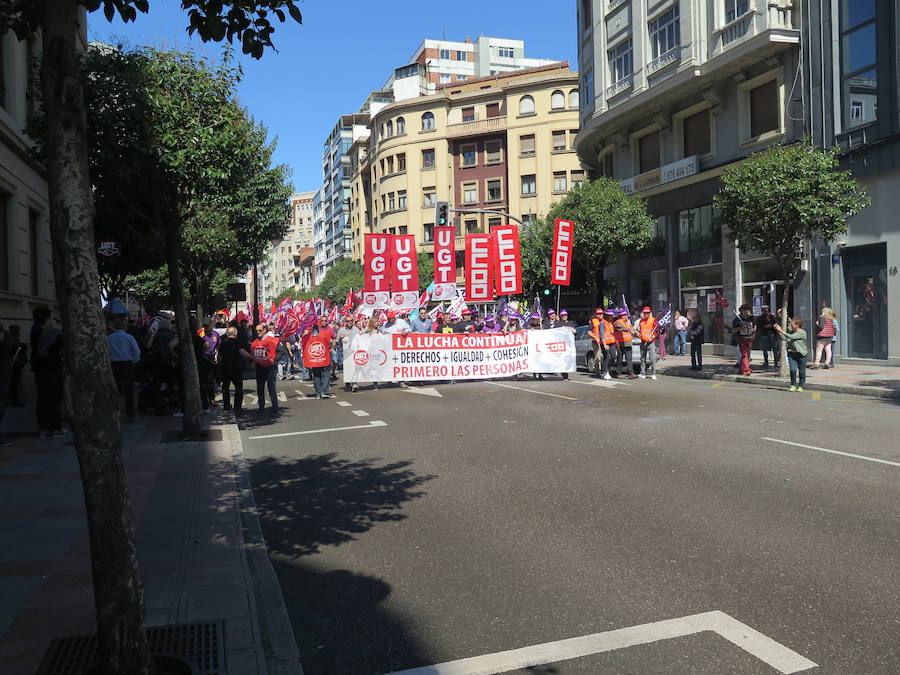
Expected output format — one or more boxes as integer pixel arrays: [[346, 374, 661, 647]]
[[551, 218, 574, 286], [465, 234, 494, 301], [492, 225, 522, 295]]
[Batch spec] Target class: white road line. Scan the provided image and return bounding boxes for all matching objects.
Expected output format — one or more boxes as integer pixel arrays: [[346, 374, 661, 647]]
[[762, 436, 900, 468], [490, 382, 578, 401], [385, 610, 816, 675], [336, 401, 352, 407], [248, 420, 387, 440], [352, 409, 370, 417], [565, 378, 631, 389], [277, 391, 287, 402]]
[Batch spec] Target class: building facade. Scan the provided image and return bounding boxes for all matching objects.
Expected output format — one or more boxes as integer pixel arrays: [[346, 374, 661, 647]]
[[258, 190, 318, 304], [804, 0, 898, 363], [0, 28, 59, 333], [349, 64, 583, 278], [574, 0, 803, 349]]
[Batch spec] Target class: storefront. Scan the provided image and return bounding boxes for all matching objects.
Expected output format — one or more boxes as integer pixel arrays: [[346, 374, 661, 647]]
[[740, 256, 790, 320], [679, 263, 724, 345], [841, 243, 888, 359]]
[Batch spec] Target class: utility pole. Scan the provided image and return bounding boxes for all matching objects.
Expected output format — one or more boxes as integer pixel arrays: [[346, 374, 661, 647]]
[[253, 261, 260, 326]]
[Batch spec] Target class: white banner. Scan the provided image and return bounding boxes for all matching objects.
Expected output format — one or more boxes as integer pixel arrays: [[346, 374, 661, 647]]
[[431, 283, 457, 301], [361, 291, 390, 312], [344, 328, 575, 382], [390, 291, 419, 311]]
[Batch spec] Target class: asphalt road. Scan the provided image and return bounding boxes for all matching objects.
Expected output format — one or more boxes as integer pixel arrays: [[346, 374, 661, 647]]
[[238, 369, 900, 675]]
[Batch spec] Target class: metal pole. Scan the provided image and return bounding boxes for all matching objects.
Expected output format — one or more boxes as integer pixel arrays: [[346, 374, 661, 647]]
[[556, 285, 561, 314], [253, 262, 260, 326]]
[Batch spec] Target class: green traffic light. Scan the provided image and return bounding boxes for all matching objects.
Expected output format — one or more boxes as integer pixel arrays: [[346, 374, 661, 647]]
[[543, 289, 550, 295]]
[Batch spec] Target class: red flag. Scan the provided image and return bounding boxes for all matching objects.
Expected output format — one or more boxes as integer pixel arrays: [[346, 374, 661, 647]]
[[343, 290, 354, 310], [270, 301, 276, 314], [432, 226, 456, 284], [364, 234, 391, 292], [465, 234, 494, 301], [551, 218, 574, 286], [492, 226, 522, 295]]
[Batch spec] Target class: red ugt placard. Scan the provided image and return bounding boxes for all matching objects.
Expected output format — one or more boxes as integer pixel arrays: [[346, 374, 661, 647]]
[[465, 234, 494, 301], [364, 234, 391, 292], [390, 235, 418, 292], [492, 226, 522, 295], [432, 226, 456, 284], [551, 218, 574, 286]]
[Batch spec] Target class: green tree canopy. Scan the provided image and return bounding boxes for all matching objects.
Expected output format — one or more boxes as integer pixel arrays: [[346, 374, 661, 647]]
[[315, 258, 364, 302]]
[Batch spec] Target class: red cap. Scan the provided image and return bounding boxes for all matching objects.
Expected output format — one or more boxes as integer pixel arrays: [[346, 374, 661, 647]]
[[462, 308, 471, 315], [386, 310, 397, 318], [642, 306, 651, 313], [595, 307, 603, 314]]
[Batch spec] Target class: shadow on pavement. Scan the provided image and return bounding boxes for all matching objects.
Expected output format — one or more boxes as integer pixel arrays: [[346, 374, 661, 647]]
[[249, 453, 436, 558]]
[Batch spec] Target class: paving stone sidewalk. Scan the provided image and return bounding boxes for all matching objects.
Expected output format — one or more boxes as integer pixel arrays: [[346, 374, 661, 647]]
[[0, 408, 301, 674], [654, 350, 900, 398]]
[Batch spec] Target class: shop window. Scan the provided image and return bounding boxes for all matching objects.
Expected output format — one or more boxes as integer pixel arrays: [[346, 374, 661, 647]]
[[678, 205, 719, 252]]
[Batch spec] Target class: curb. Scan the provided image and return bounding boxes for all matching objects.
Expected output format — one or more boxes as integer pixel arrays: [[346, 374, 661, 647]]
[[227, 424, 304, 675], [659, 368, 900, 399]]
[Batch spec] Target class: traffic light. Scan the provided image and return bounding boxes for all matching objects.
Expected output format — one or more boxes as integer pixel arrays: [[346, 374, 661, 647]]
[[435, 201, 450, 227]]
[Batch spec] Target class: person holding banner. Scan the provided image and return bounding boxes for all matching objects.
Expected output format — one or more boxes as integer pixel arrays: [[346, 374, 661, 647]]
[[613, 309, 637, 378], [637, 307, 659, 380]]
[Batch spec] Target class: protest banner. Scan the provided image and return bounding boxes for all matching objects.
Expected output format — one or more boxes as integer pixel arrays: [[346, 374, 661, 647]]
[[432, 226, 457, 300], [344, 328, 575, 383], [551, 218, 574, 286], [364, 234, 391, 292], [390, 234, 419, 308], [492, 226, 522, 295], [465, 233, 494, 301]]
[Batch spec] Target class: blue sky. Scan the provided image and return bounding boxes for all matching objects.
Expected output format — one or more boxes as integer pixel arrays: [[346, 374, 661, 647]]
[[89, 1, 579, 192]]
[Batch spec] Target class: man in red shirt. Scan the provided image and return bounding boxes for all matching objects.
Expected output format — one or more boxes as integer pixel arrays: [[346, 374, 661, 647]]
[[302, 316, 337, 398], [241, 324, 279, 411]]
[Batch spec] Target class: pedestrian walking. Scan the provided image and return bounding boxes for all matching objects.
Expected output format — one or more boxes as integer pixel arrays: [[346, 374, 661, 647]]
[[637, 307, 658, 380], [656, 323, 668, 360], [689, 316, 705, 370], [242, 324, 279, 411], [830, 310, 840, 367], [673, 310, 689, 355], [106, 315, 141, 419], [812, 307, 836, 369], [731, 305, 756, 376], [774, 318, 809, 391], [302, 318, 335, 398], [30, 308, 65, 438], [218, 327, 244, 413]]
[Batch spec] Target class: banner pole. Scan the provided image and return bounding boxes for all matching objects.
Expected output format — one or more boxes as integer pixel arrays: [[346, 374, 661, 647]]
[[556, 285, 561, 314]]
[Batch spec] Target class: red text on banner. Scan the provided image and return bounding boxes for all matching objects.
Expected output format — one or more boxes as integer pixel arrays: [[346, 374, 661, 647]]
[[551, 218, 574, 286]]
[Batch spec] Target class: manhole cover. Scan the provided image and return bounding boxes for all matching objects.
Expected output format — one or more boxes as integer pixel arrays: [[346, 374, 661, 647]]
[[37, 622, 223, 675]]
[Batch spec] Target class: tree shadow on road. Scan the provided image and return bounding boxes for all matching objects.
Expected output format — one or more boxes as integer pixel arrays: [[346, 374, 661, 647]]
[[249, 453, 436, 558]]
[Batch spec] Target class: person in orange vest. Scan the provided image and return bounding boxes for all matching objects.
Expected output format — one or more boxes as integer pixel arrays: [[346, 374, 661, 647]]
[[613, 308, 636, 378], [637, 306, 659, 380], [588, 308, 604, 377], [600, 308, 617, 379]]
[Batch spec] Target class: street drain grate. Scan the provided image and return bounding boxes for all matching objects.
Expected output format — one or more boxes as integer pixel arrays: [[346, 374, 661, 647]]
[[37, 621, 223, 675]]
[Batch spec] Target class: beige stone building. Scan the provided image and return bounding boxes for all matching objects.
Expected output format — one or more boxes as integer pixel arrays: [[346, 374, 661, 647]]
[[349, 63, 583, 272]]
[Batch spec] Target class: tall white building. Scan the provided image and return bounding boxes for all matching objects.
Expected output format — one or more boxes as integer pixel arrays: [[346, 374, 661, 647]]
[[259, 190, 317, 304]]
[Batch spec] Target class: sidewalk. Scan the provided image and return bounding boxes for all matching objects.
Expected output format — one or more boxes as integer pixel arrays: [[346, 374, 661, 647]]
[[654, 351, 900, 398], [0, 406, 301, 674]]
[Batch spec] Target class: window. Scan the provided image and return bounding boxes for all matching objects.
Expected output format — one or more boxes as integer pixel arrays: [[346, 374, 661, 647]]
[[485, 140, 502, 163], [396, 117, 405, 134], [399, 226, 408, 234], [440, 73, 451, 83], [649, 7, 680, 59], [609, 39, 633, 84], [519, 95, 535, 115], [553, 172, 568, 193], [463, 182, 478, 203], [552, 130, 567, 151], [571, 170, 586, 189], [487, 179, 502, 201], [568, 90, 580, 110], [678, 205, 719, 252], [683, 108, 711, 157], [423, 188, 436, 207], [386, 120, 393, 137], [498, 46, 514, 58], [424, 223, 435, 242], [422, 112, 435, 131], [520, 134, 535, 156], [581, 0, 592, 30], [551, 90, 566, 109], [521, 174, 536, 196], [456, 50, 465, 60], [569, 129, 579, 149], [461, 143, 477, 166], [489, 217, 502, 230], [422, 148, 435, 167], [639, 131, 661, 172], [388, 192, 396, 210], [440, 49, 450, 59], [465, 219, 479, 234], [725, 0, 749, 23], [840, 0, 877, 129], [398, 190, 407, 209], [749, 79, 779, 137], [462, 106, 475, 122], [397, 153, 406, 171], [386, 156, 394, 174], [458, 75, 468, 81], [485, 102, 501, 118]]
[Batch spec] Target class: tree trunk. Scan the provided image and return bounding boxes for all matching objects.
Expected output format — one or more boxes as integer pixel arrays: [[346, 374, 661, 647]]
[[779, 278, 793, 378], [40, 4, 155, 674], [164, 225, 204, 438]]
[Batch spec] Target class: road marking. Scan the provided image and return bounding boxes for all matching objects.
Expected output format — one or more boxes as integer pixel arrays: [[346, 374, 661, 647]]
[[712, 381, 726, 387], [490, 382, 578, 401], [352, 409, 370, 417], [565, 378, 630, 389], [385, 610, 816, 675], [401, 386, 444, 397], [762, 436, 900, 468], [811, 392, 822, 400], [246, 394, 258, 405], [249, 420, 387, 440], [336, 401, 352, 407], [277, 391, 288, 402]]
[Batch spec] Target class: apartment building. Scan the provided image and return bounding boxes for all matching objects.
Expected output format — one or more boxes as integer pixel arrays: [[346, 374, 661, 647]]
[[574, 0, 802, 349], [804, 0, 898, 363], [407, 37, 559, 86], [258, 190, 318, 303], [349, 63, 583, 276]]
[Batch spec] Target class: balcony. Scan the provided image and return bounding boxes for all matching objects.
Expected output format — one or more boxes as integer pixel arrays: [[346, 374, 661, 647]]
[[711, 1, 796, 57], [446, 115, 507, 139], [646, 47, 680, 76], [606, 75, 633, 100]]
